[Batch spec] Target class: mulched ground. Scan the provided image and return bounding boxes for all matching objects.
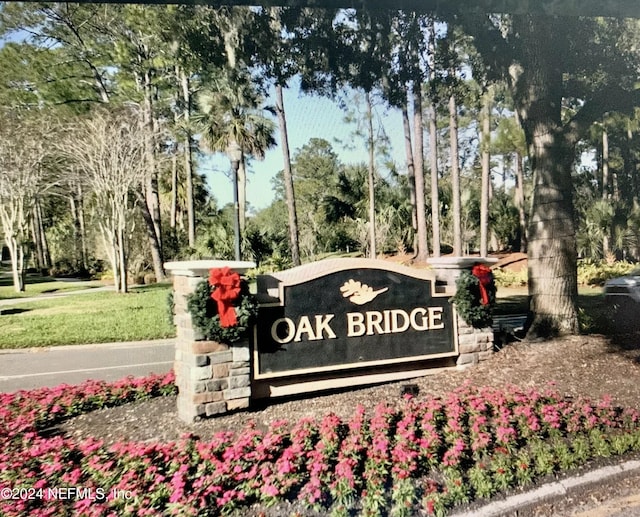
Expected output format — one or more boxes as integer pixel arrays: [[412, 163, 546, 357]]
[[58, 332, 640, 515], [60, 333, 640, 445]]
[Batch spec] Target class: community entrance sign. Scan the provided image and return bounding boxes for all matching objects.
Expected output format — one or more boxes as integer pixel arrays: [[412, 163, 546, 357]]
[[254, 259, 457, 379], [166, 257, 497, 421]]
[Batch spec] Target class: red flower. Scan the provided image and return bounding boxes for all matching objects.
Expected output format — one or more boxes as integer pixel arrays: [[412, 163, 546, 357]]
[[208, 267, 242, 328]]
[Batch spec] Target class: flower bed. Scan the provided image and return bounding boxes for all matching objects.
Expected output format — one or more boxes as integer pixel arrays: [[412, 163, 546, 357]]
[[2, 376, 640, 516]]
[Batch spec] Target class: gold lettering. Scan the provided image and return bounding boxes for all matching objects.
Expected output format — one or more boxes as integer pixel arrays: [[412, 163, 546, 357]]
[[315, 314, 337, 339], [294, 316, 317, 342], [428, 307, 445, 329], [271, 318, 295, 344], [366, 311, 384, 335], [347, 313, 366, 337], [391, 309, 410, 333], [410, 308, 429, 331], [383, 310, 391, 333]]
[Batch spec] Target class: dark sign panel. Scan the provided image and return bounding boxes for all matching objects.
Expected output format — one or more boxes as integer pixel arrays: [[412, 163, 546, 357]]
[[254, 262, 456, 378]]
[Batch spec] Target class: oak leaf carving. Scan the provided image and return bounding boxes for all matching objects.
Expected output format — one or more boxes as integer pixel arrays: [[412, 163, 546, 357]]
[[340, 279, 389, 305]]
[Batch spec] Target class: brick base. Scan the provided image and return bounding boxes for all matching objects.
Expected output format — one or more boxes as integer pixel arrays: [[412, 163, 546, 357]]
[[455, 314, 494, 367]]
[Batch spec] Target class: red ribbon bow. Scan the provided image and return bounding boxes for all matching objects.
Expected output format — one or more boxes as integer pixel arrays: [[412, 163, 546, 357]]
[[471, 264, 493, 306], [208, 267, 241, 328]]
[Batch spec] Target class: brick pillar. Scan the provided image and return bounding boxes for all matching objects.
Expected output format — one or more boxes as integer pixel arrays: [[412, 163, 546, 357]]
[[165, 260, 255, 423], [455, 315, 494, 367], [427, 257, 497, 368]]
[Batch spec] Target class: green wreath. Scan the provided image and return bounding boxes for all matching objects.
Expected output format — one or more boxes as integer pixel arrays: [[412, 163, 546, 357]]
[[450, 268, 496, 328], [186, 277, 258, 344]]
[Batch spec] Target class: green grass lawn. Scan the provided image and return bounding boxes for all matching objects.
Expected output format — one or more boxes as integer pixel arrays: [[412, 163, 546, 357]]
[[0, 284, 175, 348], [0, 274, 104, 300]]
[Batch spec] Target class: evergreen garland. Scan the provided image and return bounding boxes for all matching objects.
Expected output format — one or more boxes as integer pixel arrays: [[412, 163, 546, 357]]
[[450, 269, 497, 328], [186, 278, 258, 344]]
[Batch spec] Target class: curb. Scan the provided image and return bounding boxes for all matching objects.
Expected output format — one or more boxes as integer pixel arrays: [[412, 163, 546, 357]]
[[451, 459, 640, 517], [0, 338, 175, 354]]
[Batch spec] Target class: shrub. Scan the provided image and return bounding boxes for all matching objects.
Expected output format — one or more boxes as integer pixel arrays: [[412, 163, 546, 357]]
[[99, 269, 114, 282], [493, 268, 528, 287], [577, 259, 637, 286], [493, 260, 639, 288]]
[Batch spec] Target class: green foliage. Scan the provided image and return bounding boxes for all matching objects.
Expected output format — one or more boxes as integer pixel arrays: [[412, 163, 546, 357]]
[[493, 267, 527, 287], [467, 462, 494, 499], [577, 259, 637, 286], [495, 260, 639, 289], [489, 192, 520, 251], [186, 278, 257, 344], [450, 269, 496, 328]]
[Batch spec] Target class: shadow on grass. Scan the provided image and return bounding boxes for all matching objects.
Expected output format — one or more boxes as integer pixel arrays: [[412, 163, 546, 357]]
[[130, 282, 172, 293], [495, 291, 607, 317], [0, 275, 56, 288], [495, 294, 528, 315], [0, 307, 30, 315]]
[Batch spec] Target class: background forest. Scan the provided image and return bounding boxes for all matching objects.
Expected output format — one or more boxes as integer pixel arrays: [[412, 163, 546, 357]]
[[2, 3, 640, 303]]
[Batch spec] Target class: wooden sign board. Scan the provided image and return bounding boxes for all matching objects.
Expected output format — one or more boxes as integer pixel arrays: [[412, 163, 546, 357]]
[[253, 259, 457, 381]]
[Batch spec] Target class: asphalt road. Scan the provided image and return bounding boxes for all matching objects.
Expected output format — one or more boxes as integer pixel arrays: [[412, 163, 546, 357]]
[[0, 339, 174, 393]]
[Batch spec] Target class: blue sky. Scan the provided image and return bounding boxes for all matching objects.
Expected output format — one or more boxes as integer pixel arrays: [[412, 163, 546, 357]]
[[203, 78, 408, 213]]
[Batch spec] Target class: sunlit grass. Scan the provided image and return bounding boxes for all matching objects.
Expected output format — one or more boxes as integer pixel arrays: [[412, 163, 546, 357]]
[[0, 275, 103, 300], [0, 284, 175, 348]]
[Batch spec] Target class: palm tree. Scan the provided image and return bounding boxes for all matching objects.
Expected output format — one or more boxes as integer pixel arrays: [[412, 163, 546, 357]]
[[197, 72, 276, 238]]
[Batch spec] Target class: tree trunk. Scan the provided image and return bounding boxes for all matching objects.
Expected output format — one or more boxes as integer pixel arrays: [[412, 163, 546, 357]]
[[184, 136, 195, 247], [88, 60, 110, 103], [69, 195, 80, 268], [274, 82, 301, 266], [427, 18, 441, 258], [77, 185, 88, 270], [428, 103, 440, 257], [31, 206, 45, 270], [601, 125, 610, 256], [627, 126, 639, 206], [366, 91, 377, 258], [99, 220, 119, 292], [512, 16, 578, 336], [141, 68, 165, 281], [6, 236, 25, 292], [180, 68, 196, 248], [449, 93, 462, 256], [238, 155, 247, 235], [170, 151, 178, 230], [401, 95, 417, 236], [137, 193, 165, 282], [36, 200, 50, 269], [118, 226, 128, 294], [413, 81, 429, 262], [145, 177, 164, 279], [514, 151, 528, 252], [480, 91, 491, 257], [526, 130, 578, 335], [0, 199, 27, 292]]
